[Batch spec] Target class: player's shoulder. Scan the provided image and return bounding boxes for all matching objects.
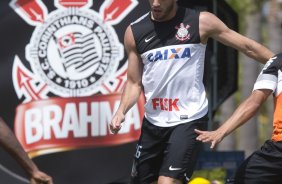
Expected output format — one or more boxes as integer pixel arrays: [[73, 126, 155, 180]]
[[275, 53, 282, 60], [271, 53, 282, 67], [199, 11, 219, 23], [131, 12, 150, 26], [262, 53, 282, 72], [199, 11, 216, 17], [269, 53, 282, 64]]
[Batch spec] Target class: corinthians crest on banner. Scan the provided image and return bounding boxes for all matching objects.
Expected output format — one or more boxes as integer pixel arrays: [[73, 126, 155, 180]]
[[10, 0, 144, 158]]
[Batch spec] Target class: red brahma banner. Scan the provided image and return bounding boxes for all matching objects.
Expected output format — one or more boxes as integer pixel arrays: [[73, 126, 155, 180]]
[[0, 0, 149, 183]]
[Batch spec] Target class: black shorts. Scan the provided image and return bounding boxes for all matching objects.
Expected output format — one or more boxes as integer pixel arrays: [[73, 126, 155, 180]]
[[228, 140, 282, 184], [130, 116, 208, 184]]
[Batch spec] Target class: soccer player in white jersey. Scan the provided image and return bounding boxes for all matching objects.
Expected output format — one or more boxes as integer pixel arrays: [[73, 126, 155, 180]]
[[110, 0, 274, 183]]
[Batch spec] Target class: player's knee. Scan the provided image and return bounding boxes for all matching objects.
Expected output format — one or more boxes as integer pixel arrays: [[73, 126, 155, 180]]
[[158, 176, 182, 184]]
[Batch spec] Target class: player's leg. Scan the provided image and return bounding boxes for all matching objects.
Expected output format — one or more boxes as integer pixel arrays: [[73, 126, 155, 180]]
[[234, 140, 282, 184], [158, 116, 208, 184], [158, 176, 182, 184], [130, 117, 171, 184]]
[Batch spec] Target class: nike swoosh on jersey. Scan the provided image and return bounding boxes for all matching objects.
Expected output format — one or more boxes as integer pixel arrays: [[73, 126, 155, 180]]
[[145, 36, 155, 43]]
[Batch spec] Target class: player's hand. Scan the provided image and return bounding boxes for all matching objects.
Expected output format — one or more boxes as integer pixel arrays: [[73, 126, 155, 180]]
[[30, 170, 53, 184], [194, 129, 225, 149], [109, 111, 125, 134]]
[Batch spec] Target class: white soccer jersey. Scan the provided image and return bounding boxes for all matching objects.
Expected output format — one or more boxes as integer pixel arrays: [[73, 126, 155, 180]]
[[131, 7, 208, 127]]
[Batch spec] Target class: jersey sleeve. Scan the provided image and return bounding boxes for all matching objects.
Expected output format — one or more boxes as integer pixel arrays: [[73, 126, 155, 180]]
[[253, 53, 282, 92]]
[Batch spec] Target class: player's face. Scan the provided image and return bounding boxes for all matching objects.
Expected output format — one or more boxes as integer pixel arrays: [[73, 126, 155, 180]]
[[149, 0, 177, 21]]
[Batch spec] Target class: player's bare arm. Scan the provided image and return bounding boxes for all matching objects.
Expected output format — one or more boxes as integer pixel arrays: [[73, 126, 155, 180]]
[[195, 89, 272, 148], [0, 118, 53, 184], [110, 26, 143, 134], [0, 117, 37, 175], [199, 12, 273, 64]]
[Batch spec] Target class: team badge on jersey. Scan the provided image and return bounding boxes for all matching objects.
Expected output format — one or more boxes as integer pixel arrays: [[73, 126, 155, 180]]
[[175, 23, 190, 41]]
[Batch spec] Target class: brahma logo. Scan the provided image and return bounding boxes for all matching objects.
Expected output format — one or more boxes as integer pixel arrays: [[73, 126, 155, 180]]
[[10, 0, 144, 158], [147, 46, 191, 62]]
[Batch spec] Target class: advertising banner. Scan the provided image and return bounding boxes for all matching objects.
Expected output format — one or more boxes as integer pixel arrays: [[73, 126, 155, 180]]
[[0, 0, 148, 183]]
